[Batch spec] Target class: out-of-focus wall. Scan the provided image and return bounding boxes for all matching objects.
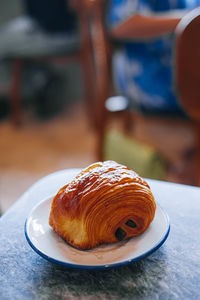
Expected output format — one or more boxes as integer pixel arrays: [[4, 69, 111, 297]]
[[0, 0, 83, 112], [0, 0, 22, 25]]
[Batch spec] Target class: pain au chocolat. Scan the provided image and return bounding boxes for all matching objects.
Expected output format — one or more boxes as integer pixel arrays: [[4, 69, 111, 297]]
[[49, 161, 156, 250]]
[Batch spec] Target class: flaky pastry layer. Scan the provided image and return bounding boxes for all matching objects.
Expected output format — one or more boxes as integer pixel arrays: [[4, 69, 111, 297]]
[[49, 161, 156, 250]]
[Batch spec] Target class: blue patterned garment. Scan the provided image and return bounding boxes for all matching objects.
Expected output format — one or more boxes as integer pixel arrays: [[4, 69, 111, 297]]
[[107, 0, 199, 114]]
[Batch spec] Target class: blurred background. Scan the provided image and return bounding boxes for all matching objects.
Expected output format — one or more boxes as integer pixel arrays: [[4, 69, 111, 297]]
[[0, 0, 96, 213], [0, 0, 199, 214]]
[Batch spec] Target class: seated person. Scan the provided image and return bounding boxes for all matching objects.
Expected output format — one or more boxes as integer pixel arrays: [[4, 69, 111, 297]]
[[107, 0, 199, 115]]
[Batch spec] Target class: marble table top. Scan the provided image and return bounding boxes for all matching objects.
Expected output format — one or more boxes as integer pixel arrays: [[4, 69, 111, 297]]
[[0, 168, 200, 300]]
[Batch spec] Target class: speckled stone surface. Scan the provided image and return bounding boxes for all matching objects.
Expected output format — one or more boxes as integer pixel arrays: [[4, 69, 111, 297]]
[[0, 169, 200, 300]]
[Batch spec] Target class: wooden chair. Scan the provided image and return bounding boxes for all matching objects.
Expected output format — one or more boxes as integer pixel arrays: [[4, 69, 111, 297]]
[[88, 2, 200, 185], [2, 0, 96, 126]]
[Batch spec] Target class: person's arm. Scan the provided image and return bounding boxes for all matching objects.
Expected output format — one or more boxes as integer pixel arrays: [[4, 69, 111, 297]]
[[110, 10, 194, 39]]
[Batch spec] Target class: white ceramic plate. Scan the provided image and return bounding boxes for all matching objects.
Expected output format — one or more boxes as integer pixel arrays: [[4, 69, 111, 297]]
[[25, 197, 170, 269]]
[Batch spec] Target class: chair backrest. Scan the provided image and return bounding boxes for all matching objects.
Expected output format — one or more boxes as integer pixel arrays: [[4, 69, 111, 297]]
[[175, 8, 200, 122]]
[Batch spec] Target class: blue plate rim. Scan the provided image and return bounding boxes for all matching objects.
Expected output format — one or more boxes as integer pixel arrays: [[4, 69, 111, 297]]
[[24, 198, 170, 270]]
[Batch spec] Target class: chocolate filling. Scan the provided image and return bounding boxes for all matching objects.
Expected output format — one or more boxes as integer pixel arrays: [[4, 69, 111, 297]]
[[125, 219, 137, 228], [115, 227, 127, 241]]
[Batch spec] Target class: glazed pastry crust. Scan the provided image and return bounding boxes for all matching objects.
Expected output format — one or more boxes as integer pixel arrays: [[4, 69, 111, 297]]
[[49, 161, 156, 250]]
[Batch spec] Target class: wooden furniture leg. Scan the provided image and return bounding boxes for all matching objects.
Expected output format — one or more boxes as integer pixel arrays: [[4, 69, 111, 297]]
[[10, 59, 23, 126], [90, 0, 112, 160], [79, 12, 96, 127], [195, 122, 200, 185]]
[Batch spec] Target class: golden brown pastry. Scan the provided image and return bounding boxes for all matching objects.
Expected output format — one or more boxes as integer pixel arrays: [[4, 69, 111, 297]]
[[49, 161, 156, 250]]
